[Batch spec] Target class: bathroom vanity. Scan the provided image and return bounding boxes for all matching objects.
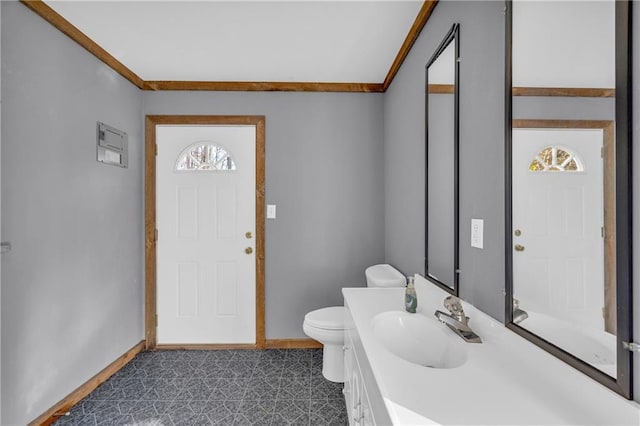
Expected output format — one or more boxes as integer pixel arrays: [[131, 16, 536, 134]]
[[342, 275, 640, 425]]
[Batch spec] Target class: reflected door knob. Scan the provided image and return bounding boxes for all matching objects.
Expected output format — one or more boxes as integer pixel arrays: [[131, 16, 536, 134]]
[[514, 244, 525, 252], [245, 247, 253, 254]]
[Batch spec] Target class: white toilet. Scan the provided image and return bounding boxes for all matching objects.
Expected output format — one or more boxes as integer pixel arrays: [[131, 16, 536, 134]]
[[303, 264, 406, 382]]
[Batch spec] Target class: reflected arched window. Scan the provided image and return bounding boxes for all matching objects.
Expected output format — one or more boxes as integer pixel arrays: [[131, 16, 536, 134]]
[[175, 142, 236, 171], [529, 146, 583, 172]]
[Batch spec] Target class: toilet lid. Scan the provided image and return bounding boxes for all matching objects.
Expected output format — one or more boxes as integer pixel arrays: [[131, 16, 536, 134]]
[[304, 306, 345, 330]]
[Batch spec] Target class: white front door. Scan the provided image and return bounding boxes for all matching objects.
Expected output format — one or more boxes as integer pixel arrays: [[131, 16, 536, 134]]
[[156, 125, 256, 344], [512, 128, 604, 330]]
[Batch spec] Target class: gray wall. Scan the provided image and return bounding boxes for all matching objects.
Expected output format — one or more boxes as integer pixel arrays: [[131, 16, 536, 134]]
[[1, 3, 144, 424], [144, 91, 385, 340], [384, 0, 506, 320]]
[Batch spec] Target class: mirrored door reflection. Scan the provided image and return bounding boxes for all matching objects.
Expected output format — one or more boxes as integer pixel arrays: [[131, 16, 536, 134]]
[[505, 0, 633, 399], [512, 121, 616, 376], [510, 1, 617, 377]]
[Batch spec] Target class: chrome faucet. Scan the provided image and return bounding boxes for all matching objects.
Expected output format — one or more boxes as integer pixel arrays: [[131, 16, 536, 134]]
[[434, 296, 482, 343]]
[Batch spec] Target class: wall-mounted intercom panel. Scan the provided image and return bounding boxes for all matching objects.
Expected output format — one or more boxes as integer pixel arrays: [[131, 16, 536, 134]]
[[97, 122, 128, 168]]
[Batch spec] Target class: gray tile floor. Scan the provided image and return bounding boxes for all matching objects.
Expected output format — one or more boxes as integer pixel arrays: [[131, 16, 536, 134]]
[[54, 349, 348, 426]]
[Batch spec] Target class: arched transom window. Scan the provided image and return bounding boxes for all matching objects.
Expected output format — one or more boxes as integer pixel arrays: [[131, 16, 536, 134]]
[[529, 146, 583, 172], [175, 142, 236, 171]]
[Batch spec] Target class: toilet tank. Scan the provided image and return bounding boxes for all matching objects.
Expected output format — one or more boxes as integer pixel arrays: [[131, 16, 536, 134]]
[[365, 264, 406, 288]]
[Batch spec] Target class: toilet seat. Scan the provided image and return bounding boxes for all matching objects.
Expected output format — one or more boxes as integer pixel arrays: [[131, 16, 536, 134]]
[[304, 306, 345, 330]]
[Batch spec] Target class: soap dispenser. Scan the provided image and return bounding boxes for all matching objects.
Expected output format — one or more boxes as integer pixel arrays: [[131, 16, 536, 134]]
[[404, 276, 417, 313]]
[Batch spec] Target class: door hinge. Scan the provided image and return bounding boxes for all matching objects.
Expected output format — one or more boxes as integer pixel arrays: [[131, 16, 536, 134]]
[[155, 229, 158, 242], [155, 144, 158, 156], [601, 146, 604, 158], [601, 226, 605, 238], [622, 341, 640, 352]]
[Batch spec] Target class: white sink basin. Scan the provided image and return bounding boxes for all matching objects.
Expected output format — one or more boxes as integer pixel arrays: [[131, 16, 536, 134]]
[[372, 310, 467, 369]]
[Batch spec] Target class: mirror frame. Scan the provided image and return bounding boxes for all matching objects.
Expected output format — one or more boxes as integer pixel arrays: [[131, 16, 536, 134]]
[[425, 23, 460, 296], [504, 0, 633, 399]]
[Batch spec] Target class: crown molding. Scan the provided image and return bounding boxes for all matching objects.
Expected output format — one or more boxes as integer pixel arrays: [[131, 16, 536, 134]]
[[383, 0, 439, 91], [23, 2, 616, 98], [143, 80, 384, 93], [22, 0, 436, 93], [512, 87, 615, 97]]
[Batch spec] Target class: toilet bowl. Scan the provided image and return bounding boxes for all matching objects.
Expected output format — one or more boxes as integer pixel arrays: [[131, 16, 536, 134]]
[[303, 264, 406, 382]]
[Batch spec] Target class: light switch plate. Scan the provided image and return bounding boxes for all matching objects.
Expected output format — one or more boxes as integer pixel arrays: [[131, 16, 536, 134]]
[[471, 219, 484, 249], [267, 204, 276, 219]]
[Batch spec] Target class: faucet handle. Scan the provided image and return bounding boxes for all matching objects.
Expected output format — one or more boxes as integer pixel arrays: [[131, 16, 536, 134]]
[[443, 295, 462, 312], [443, 296, 466, 322]]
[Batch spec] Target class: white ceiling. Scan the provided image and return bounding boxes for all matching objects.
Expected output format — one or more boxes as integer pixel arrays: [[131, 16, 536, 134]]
[[45, 0, 425, 83]]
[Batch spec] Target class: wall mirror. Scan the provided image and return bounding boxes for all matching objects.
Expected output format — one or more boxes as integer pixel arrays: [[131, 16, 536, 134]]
[[425, 23, 460, 295], [505, 0, 633, 398]]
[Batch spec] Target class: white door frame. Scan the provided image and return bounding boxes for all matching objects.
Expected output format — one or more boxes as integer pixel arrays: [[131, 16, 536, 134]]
[[145, 115, 266, 349]]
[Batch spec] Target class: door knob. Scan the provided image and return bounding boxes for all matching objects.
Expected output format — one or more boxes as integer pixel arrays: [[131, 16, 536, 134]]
[[514, 244, 525, 252], [245, 231, 253, 239], [514, 229, 522, 237], [245, 247, 253, 254]]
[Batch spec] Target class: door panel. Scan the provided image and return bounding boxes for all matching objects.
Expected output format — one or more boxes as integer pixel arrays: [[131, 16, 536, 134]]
[[177, 186, 199, 239], [512, 128, 604, 330], [177, 262, 199, 317]]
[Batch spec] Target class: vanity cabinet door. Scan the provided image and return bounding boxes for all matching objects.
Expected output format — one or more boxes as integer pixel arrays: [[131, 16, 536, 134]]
[[346, 335, 377, 424], [343, 343, 351, 406], [344, 334, 369, 425], [344, 337, 359, 425], [351, 369, 363, 424]]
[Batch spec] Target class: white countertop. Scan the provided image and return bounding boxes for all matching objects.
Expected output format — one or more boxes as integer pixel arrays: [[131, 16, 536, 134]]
[[343, 274, 640, 425]]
